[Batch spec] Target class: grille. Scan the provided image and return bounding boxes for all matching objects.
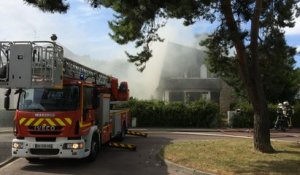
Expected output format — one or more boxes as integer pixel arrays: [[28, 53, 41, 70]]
[[29, 131, 62, 135], [30, 149, 59, 155], [28, 126, 63, 135], [36, 137, 56, 142]]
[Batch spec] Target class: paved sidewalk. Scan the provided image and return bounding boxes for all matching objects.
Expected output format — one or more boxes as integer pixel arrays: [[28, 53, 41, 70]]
[[131, 127, 300, 134], [0, 127, 13, 133], [0, 127, 14, 168]]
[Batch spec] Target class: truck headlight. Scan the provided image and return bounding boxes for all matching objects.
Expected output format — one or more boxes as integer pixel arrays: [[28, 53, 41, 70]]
[[12, 142, 24, 149], [63, 143, 84, 149]]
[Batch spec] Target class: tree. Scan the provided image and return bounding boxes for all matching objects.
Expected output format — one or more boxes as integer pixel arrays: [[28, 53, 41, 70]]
[[23, 0, 300, 153], [23, 0, 69, 13], [204, 27, 299, 103]]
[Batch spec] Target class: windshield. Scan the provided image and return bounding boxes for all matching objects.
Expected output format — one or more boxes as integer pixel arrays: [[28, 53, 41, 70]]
[[18, 86, 79, 111]]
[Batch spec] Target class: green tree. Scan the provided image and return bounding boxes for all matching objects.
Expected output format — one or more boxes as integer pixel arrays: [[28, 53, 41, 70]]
[[204, 27, 299, 103], [23, 0, 300, 153], [23, 0, 69, 13]]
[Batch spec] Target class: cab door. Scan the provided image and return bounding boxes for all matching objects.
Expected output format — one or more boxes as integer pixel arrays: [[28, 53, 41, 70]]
[[81, 86, 95, 134]]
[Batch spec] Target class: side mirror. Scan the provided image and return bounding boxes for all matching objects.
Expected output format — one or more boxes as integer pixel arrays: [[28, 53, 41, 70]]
[[4, 88, 11, 110], [4, 96, 10, 110]]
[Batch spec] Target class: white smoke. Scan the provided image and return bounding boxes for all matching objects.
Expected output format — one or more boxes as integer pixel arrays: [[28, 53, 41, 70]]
[[62, 19, 201, 99], [0, 0, 205, 101]]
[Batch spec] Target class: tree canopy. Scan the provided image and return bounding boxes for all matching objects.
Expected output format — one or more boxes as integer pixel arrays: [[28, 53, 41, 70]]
[[204, 27, 299, 103], [23, 0, 69, 13]]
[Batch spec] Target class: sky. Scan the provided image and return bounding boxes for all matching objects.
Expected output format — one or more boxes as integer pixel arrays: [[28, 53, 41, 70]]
[[0, 0, 300, 99]]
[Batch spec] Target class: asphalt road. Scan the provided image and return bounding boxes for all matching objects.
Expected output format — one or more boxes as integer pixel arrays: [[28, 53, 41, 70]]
[[0, 132, 14, 165], [0, 130, 299, 175], [0, 132, 231, 175]]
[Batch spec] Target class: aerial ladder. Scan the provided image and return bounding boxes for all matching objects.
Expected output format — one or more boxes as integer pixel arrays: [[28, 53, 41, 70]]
[[0, 40, 109, 89]]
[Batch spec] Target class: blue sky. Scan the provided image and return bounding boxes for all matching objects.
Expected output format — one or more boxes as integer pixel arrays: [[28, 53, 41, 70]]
[[0, 0, 300, 99]]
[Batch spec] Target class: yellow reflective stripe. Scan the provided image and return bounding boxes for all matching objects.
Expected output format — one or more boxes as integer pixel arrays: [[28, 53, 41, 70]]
[[25, 118, 35, 126], [20, 117, 72, 126], [34, 118, 44, 126], [64, 118, 72, 125], [80, 122, 92, 128], [46, 118, 56, 126], [55, 118, 65, 126], [19, 118, 26, 125]]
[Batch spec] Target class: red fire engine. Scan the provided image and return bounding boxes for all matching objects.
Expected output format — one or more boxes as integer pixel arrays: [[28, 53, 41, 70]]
[[0, 37, 131, 162]]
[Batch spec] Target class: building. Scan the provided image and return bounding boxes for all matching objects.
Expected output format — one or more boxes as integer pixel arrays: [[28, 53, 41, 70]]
[[156, 42, 235, 112]]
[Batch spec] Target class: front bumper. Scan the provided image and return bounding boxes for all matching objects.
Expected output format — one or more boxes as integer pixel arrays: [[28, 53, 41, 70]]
[[12, 137, 88, 159]]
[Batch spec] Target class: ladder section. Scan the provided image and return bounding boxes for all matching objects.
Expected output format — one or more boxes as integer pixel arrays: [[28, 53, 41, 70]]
[[63, 57, 110, 86], [0, 41, 64, 89]]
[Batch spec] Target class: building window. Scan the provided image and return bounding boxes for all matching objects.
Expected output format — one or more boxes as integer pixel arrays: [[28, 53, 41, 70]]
[[169, 91, 184, 102], [185, 91, 210, 103], [168, 91, 210, 103]]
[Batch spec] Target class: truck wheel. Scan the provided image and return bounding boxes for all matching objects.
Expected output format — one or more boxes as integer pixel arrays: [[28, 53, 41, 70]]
[[121, 123, 126, 138], [86, 134, 100, 162], [116, 124, 126, 141]]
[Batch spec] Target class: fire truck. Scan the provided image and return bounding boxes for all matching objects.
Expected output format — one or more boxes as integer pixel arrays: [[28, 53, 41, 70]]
[[0, 36, 131, 162]]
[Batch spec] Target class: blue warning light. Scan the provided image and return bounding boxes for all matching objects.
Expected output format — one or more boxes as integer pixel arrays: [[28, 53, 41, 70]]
[[80, 73, 84, 80]]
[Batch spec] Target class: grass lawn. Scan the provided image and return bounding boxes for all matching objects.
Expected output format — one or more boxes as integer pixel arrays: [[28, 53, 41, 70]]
[[162, 139, 300, 175]]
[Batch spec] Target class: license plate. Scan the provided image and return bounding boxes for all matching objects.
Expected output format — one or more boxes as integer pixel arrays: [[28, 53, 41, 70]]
[[35, 144, 53, 149]]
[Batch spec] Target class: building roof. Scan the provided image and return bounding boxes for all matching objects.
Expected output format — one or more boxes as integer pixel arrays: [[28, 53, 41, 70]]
[[157, 42, 221, 92], [159, 42, 207, 79]]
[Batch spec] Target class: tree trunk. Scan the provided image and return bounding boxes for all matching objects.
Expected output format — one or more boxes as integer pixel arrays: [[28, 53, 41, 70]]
[[221, 0, 274, 153], [251, 90, 274, 152], [248, 0, 274, 153], [246, 62, 274, 152]]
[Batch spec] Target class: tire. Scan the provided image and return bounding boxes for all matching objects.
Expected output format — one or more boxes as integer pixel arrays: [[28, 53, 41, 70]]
[[116, 124, 126, 141], [85, 134, 100, 162], [121, 124, 126, 138]]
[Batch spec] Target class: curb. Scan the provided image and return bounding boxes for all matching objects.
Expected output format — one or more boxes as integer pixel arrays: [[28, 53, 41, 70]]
[[131, 128, 223, 133], [157, 153, 215, 175], [0, 127, 13, 134], [0, 157, 18, 168]]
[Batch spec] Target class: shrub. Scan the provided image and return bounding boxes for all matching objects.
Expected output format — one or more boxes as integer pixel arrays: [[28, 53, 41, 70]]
[[127, 99, 220, 128], [292, 102, 300, 127], [230, 102, 253, 128]]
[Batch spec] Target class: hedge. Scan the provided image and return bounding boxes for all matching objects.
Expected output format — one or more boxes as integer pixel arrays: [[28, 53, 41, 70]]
[[127, 99, 220, 128], [126, 99, 300, 128]]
